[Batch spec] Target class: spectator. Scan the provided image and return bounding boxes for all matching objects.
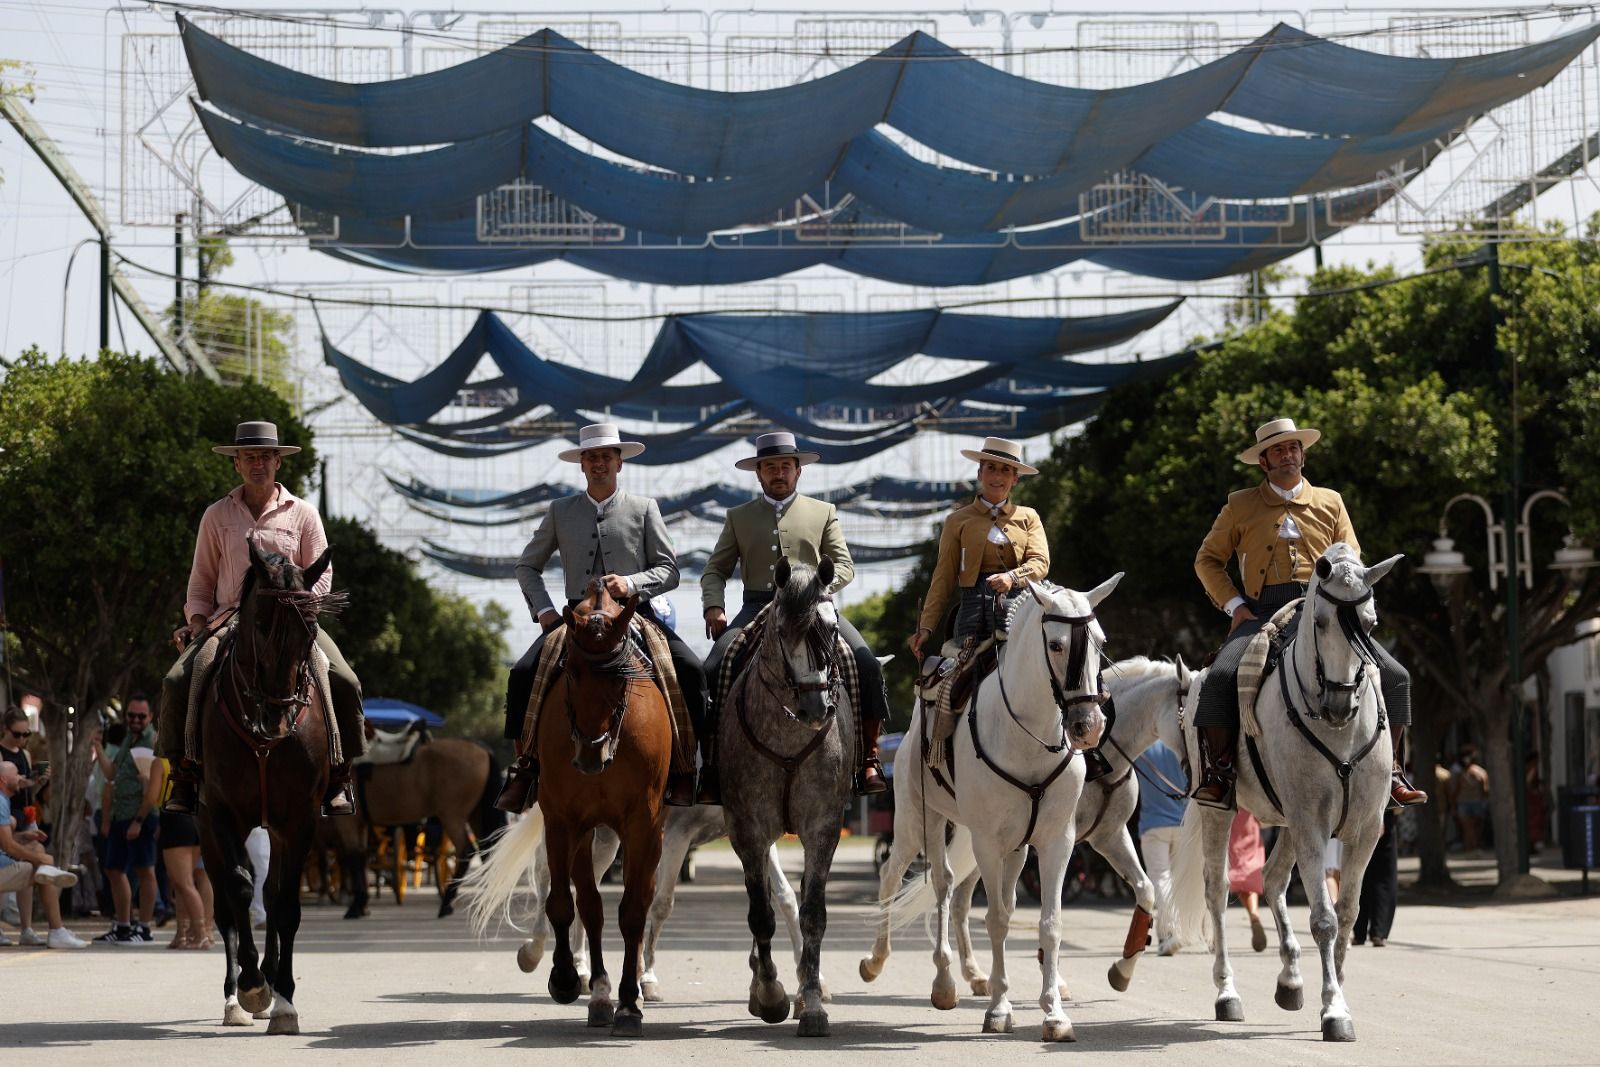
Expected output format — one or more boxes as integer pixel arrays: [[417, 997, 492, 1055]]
[[0, 761, 88, 947], [86, 722, 124, 918], [1229, 810, 1268, 952], [1134, 740, 1186, 956], [1354, 810, 1398, 947], [1454, 744, 1490, 853], [95, 697, 159, 945], [1325, 838, 1342, 904], [1434, 754, 1456, 849], [148, 758, 211, 949], [0, 706, 45, 819]]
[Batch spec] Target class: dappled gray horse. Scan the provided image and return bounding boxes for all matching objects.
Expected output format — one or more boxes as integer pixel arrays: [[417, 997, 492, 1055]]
[[719, 557, 852, 1037]]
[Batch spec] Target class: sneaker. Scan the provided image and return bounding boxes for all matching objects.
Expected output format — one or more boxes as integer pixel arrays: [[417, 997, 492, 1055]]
[[47, 927, 88, 949], [131, 923, 155, 944], [0, 929, 11, 946], [18, 928, 46, 946], [0, 899, 18, 925], [94, 924, 136, 945], [32, 864, 78, 889]]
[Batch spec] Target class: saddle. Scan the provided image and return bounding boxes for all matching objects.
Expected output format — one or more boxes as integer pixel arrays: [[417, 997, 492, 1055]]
[[357, 722, 428, 767], [714, 605, 862, 723], [917, 636, 997, 770], [1237, 598, 1303, 738]]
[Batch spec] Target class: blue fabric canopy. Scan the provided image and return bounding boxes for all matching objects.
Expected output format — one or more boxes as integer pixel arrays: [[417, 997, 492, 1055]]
[[420, 537, 926, 582], [363, 697, 446, 728]]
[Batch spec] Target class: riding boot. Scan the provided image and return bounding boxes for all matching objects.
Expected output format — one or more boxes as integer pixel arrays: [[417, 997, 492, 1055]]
[[321, 763, 356, 818], [494, 754, 539, 813], [163, 761, 201, 815], [1387, 726, 1428, 808], [855, 719, 889, 796], [1194, 725, 1237, 809], [664, 772, 697, 807], [694, 731, 722, 806]]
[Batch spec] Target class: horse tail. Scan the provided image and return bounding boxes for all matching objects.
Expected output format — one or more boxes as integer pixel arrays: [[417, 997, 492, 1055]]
[[462, 804, 544, 939], [881, 823, 977, 934], [473, 744, 507, 844], [1167, 803, 1213, 949]]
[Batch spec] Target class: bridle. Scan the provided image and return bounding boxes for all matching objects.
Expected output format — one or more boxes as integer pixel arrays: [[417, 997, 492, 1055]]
[[1292, 581, 1375, 720], [757, 617, 841, 721], [739, 609, 842, 835], [564, 613, 654, 761], [228, 587, 342, 739], [995, 597, 1106, 754]]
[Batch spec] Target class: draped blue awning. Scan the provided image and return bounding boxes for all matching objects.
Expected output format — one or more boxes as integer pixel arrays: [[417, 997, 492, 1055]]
[[419, 537, 926, 582]]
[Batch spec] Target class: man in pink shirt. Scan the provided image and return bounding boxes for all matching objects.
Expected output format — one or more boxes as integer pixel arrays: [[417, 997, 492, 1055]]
[[156, 421, 366, 816]]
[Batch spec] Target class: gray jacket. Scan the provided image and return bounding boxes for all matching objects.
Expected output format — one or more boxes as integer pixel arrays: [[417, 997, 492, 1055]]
[[514, 490, 678, 619]]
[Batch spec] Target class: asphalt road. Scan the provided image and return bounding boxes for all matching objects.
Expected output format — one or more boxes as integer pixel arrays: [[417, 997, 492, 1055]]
[[4, 837, 1597, 1065]]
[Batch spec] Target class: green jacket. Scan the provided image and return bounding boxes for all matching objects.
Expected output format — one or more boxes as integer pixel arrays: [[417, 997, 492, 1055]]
[[701, 494, 853, 611]]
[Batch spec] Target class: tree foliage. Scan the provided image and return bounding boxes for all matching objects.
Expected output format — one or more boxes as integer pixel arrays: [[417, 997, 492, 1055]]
[[164, 238, 296, 395]]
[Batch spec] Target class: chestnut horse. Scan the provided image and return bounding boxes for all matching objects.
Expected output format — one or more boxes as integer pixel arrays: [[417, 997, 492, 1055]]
[[468, 580, 672, 1037], [199, 542, 341, 1035]]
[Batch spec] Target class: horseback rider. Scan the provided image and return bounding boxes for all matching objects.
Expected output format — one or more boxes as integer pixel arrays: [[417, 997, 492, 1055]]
[[499, 423, 703, 809], [698, 431, 890, 805], [1191, 418, 1428, 810], [908, 437, 1050, 662], [158, 421, 367, 817]]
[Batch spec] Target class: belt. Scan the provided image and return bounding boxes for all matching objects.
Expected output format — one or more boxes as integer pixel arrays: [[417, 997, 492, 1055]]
[[742, 590, 776, 606]]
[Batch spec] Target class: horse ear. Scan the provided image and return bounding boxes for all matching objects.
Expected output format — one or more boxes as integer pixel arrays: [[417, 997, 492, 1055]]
[[1085, 571, 1124, 610], [775, 556, 791, 589], [816, 555, 834, 588], [1175, 653, 1190, 687], [562, 604, 576, 629], [303, 546, 331, 589], [1363, 553, 1404, 586], [1315, 555, 1334, 581], [247, 536, 267, 573], [615, 594, 640, 632]]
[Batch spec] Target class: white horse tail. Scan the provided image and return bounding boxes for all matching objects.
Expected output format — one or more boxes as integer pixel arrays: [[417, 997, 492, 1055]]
[[1166, 803, 1214, 950], [462, 805, 545, 939], [882, 824, 977, 933]]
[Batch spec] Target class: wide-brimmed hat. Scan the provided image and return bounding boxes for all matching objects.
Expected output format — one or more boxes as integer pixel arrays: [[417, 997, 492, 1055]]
[[557, 423, 646, 463], [735, 431, 820, 472], [213, 421, 301, 456], [1237, 417, 1321, 465], [960, 436, 1038, 477]]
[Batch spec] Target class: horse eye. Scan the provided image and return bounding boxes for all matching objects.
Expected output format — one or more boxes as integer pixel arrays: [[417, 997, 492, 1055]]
[[1048, 639, 1065, 653]]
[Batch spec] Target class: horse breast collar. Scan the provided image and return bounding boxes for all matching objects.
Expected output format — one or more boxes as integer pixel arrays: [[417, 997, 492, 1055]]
[[735, 661, 837, 837]]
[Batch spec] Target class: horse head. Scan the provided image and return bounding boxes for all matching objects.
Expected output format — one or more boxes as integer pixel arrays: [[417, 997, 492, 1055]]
[[1019, 573, 1122, 748], [1303, 543, 1402, 725], [236, 538, 334, 733], [561, 579, 643, 773], [767, 556, 840, 728]]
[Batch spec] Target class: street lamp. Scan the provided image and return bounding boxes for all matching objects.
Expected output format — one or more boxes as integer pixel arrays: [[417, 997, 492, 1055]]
[[1416, 489, 1598, 876]]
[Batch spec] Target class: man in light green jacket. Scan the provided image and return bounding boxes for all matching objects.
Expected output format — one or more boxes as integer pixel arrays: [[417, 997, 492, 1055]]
[[699, 432, 889, 804]]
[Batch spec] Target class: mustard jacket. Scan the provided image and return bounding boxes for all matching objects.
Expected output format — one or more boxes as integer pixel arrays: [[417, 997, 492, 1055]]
[[917, 498, 1050, 636], [1194, 478, 1360, 610], [700, 494, 852, 610]]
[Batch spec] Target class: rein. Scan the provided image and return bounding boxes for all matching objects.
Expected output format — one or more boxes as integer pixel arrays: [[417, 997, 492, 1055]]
[[737, 626, 840, 836]]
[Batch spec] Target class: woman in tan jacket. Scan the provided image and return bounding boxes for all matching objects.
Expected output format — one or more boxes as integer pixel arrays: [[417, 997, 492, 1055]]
[[910, 437, 1051, 659]]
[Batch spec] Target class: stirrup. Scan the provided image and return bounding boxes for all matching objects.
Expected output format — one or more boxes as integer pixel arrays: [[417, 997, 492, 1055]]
[[694, 764, 722, 806], [321, 778, 356, 818], [494, 759, 539, 813], [1193, 759, 1236, 811], [854, 758, 888, 797], [1387, 769, 1428, 810], [664, 772, 697, 808]]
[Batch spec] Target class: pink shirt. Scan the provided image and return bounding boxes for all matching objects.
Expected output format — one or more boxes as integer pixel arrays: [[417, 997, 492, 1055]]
[[184, 483, 332, 622]]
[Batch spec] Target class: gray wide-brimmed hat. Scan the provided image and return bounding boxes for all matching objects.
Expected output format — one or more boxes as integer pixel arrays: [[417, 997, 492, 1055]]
[[212, 421, 301, 456], [1237, 417, 1321, 466], [557, 423, 646, 463], [960, 436, 1038, 476], [735, 431, 821, 472]]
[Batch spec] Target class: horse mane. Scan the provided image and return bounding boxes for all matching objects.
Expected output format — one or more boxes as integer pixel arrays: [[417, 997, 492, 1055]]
[[1106, 656, 1172, 686], [774, 562, 822, 637]]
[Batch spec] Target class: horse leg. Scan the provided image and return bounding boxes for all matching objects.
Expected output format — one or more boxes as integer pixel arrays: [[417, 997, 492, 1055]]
[[972, 840, 1025, 1034], [340, 844, 369, 920], [436, 815, 472, 919], [266, 827, 310, 1036], [543, 821, 583, 1006], [730, 826, 787, 1025], [924, 813, 960, 1011], [1263, 832, 1305, 1011], [792, 826, 839, 1037], [1333, 824, 1380, 989], [613, 815, 663, 1037], [1033, 832, 1077, 1043], [766, 844, 822, 1014], [205, 820, 252, 1028], [641, 819, 691, 1003], [1095, 826, 1156, 993], [519, 833, 554, 975], [571, 833, 613, 1028], [1288, 826, 1353, 1041], [953, 866, 988, 996], [1197, 808, 1244, 1022], [215, 817, 271, 1017], [857, 796, 926, 984]]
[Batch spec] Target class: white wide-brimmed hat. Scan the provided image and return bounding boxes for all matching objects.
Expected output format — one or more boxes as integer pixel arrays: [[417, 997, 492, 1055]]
[[959, 436, 1038, 476], [734, 431, 821, 472], [213, 421, 301, 456], [1237, 417, 1321, 466], [557, 423, 646, 463]]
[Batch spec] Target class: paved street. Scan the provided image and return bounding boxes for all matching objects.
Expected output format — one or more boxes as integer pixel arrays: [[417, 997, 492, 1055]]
[[4, 837, 1597, 1065]]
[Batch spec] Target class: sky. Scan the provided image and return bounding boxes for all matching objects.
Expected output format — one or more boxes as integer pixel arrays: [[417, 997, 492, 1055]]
[[3, 0, 1598, 660]]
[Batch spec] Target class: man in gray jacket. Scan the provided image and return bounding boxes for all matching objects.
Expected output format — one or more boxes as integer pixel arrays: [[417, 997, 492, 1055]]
[[500, 424, 702, 807]]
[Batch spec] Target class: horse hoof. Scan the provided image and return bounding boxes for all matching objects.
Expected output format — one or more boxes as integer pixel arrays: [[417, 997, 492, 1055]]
[[797, 1011, 830, 1038], [858, 958, 881, 983], [266, 1012, 300, 1036], [981, 1012, 1014, 1034], [969, 978, 990, 997], [1275, 982, 1304, 1012], [578, 975, 592, 996], [437, 902, 454, 919], [1215, 996, 1244, 1022], [237, 985, 273, 1015], [641, 980, 663, 1003], [1107, 962, 1131, 993], [1322, 1015, 1356, 1042], [749, 987, 789, 1025], [611, 1009, 643, 1038], [931, 980, 958, 1011], [588, 1000, 616, 1028], [517, 942, 543, 974], [222, 1001, 253, 1027], [1041, 1019, 1076, 1043], [549, 969, 582, 1005]]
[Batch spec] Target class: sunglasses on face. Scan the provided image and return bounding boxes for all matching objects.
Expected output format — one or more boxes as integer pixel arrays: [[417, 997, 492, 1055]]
[[9, 730, 30, 740]]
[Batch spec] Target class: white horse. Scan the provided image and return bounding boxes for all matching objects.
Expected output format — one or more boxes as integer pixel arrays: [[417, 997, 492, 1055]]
[[866, 576, 1119, 1041], [1169, 543, 1401, 1042], [862, 653, 1193, 1002]]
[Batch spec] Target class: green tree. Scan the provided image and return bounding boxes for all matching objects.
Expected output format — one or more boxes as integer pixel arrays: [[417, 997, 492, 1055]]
[[845, 536, 941, 730], [165, 238, 296, 394], [0, 349, 312, 868]]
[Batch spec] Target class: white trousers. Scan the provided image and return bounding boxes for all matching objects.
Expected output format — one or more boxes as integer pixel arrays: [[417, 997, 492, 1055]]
[[1141, 824, 1183, 946]]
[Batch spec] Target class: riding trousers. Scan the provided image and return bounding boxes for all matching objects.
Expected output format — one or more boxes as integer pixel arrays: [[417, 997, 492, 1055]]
[[156, 627, 368, 762], [954, 578, 1023, 641], [502, 601, 707, 744], [703, 590, 887, 726], [1193, 581, 1410, 729]]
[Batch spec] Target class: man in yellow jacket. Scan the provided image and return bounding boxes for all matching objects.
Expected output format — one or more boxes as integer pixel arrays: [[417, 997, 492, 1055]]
[[1192, 418, 1427, 810], [699, 432, 889, 803]]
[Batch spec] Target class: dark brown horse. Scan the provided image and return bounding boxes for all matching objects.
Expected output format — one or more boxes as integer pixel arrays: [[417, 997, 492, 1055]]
[[467, 580, 672, 1037], [199, 541, 341, 1035]]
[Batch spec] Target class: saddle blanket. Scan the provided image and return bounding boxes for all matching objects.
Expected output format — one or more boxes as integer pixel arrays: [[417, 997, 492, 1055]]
[[715, 604, 861, 742], [1237, 598, 1303, 738], [917, 637, 995, 769], [519, 617, 695, 774], [184, 617, 340, 766]]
